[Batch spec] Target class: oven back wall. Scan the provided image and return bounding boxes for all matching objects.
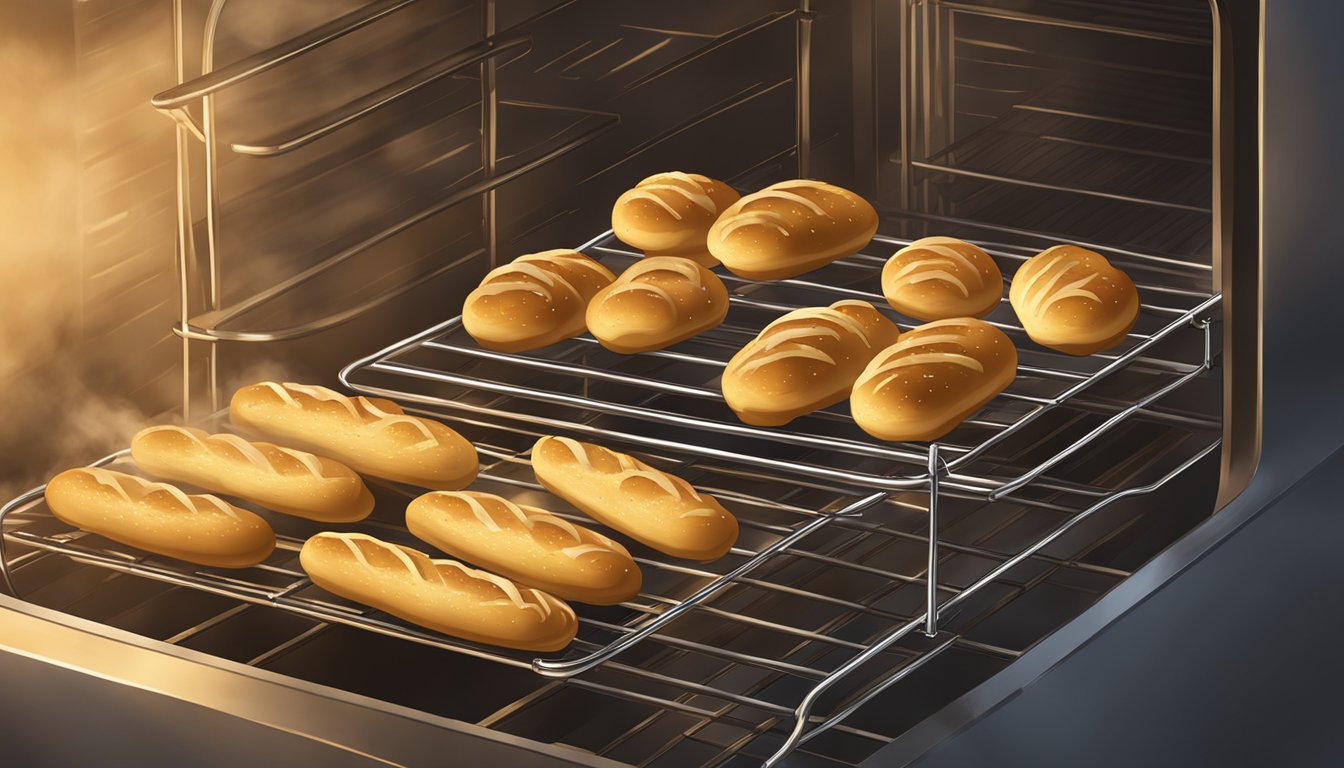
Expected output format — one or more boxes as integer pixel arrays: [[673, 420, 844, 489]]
[[0, 0, 179, 497]]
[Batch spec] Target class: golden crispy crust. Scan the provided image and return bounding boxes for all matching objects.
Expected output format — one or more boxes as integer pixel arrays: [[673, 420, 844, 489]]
[[585, 257, 729, 354], [463, 250, 616, 353], [882, 237, 1003, 321], [45, 468, 275, 568], [612, 172, 740, 267], [851, 318, 1018, 442], [406, 491, 641, 605], [132, 426, 373, 522], [531, 436, 738, 562], [229, 382, 478, 490], [1008, 245, 1139, 356], [721, 300, 901, 426], [708, 180, 878, 280], [301, 532, 577, 651]]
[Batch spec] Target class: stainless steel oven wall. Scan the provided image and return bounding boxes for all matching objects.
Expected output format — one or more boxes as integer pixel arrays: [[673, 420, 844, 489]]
[[0, 0, 180, 497]]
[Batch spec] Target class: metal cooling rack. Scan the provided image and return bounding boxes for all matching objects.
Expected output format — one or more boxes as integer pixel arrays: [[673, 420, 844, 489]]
[[1, 407, 1219, 767], [340, 228, 1220, 493]]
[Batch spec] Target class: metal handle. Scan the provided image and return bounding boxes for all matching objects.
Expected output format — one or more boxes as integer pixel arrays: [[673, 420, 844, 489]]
[[231, 36, 531, 157], [151, 0, 423, 109]]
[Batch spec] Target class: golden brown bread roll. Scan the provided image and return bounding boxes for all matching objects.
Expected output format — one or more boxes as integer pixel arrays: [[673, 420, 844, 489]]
[[462, 249, 616, 353], [531, 436, 738, 561], [611, 172, 740, 267], [406, 491, 641, 605], [882, 237, 1004, 321], [721, 300, 902, 426], [229, 382, 478, 490], [707, 179, 878, 280], [300, 532, 577, 652], [131, 426, 373, 523], [1008, 244, 1139, 355], [851, 318, 1018, 442], [44, 468, 275, 568], [584, 256, 729, 354]]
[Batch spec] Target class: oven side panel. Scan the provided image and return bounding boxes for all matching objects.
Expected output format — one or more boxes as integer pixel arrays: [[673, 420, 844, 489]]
[[866, 0, 1344, 763]]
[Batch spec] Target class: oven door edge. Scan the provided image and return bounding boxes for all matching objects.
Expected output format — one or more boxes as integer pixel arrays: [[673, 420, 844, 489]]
[[0, 597, 619, 768]]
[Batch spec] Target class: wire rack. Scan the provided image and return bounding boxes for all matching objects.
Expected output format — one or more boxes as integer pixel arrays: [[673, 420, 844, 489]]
[[0, 225, 1223, 766], [0, 413, 1218, 766], [340, 228, 1220, 494]]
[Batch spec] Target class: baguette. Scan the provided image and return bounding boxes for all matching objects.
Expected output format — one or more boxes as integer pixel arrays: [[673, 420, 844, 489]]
[[229, 382, 478, 490], [44, 468, 275, 568], [300, 532, 577, 652], [707, 180, 878, 280], [611, 172, 740, 267], [406, 491, 641, 605], [131, 426, 373, 522], [530, 436, 738, 561], [462, 249, 615, 353], [585, 256, 729, 353], [882, 237, 1003, 321], [721, 300, 902, 426], [851, 318, 1018, 442], [1008, 244, 1139, 355]]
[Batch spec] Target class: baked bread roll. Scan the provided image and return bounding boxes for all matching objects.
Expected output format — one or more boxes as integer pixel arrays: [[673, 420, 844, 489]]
[[851, 318, 1018, 442], [882, 237, 1003, 321], [131, 426, 374, 523], [1008, 244, 1139, 355], [584, 257, 729, 354], [230, 382, 478, 490], [531, 436, 738, 561], [406, 491, 641, 605], [300, 532, 577, 652], [721, 300, 901, 426], [44, 468, 275, 568], [707, 179, 878, 280], [462, 249, 616, 353], [611, 172, 740, 267]]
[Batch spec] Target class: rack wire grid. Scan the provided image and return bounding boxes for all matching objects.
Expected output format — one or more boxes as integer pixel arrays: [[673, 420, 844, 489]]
[[0, 228, 1223, 767], [340, 227, 1220, 495], [0, 410, 1218, 766]]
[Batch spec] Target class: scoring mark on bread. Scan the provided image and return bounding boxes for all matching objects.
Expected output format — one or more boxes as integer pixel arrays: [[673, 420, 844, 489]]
[[626, 182, 716, 218], [545, 437, 717, 514], [752, 189, 829, 218], [323, 532, 556, 619], [448, 492, 585, 545], [83, 468, 241, 520], [140, 426, 331, 479], [717, 210, 792, 240], [866, 325, 990, 393], [1019, 249, 1103, 317], [738, 345, 836, 374], [255, 383, 443, 451]]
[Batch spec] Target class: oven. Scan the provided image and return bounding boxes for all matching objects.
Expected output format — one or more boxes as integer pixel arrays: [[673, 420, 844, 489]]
[[2, 0, 1336, 765]]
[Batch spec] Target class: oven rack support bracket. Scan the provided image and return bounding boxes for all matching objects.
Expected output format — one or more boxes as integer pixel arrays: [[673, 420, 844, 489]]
[[759, 439, 1221, 767]]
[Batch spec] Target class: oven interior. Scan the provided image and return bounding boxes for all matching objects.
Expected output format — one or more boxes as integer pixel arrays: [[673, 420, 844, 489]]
[[0, 1, 1225, 766]]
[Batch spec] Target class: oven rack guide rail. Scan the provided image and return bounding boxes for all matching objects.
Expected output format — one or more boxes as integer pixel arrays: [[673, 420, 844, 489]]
[[1, 227, 1220, 766]]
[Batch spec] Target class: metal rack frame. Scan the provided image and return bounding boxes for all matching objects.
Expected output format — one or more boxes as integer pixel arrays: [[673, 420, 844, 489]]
[[0, 424, 1218, 767], [341, 228, 1220, 494], [1, 219, 1222, 765]]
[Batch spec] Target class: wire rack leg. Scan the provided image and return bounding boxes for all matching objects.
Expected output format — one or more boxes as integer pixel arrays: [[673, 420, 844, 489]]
[[925, 443, 941, 637]]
